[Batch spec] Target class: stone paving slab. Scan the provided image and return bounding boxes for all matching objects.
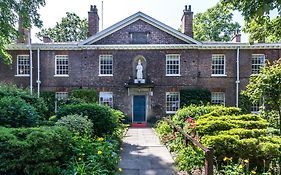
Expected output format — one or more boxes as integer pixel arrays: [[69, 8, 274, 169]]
[[118, 128, 177, 175]]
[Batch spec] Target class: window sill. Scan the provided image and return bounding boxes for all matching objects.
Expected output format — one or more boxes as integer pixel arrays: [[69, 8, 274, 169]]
[[15, 74, 30, 77], [54, 75, 69, 77], [250, 74, 260, 76], [166, 74, 181, 77], [166, 111, 177, 114], [98, 74, 113, 77], [211, 74, 227, 77]]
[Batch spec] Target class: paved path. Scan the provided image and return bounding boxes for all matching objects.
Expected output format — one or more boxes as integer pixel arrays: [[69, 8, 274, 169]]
[[118, 128, 177, 175]]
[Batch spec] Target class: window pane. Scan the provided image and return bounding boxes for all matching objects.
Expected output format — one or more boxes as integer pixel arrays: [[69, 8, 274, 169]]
[[17, 55, 30, 75], [56, 55, 69, 75], [99, 55, 113, 75], [166, 92, 180, 113], [166, 55, 180, 75], [211, 55, 225, 75], [211, 92, 225, 105], [99, 92, 113, 107], [252, 54, 265, 74]]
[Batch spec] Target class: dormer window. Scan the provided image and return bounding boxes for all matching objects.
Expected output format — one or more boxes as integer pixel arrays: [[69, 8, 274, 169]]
[[130, 32, 149, 44]]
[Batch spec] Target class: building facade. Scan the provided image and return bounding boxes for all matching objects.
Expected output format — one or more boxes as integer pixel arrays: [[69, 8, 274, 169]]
[[1, 5, 281, 123]]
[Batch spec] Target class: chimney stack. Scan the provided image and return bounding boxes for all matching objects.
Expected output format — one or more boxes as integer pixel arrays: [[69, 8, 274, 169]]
[[181, 5, 193, 38], [17, 16, 29, 44], [88, 5, 99, 37], [43, 36, 53, 43], [232, 29, 241, 43]]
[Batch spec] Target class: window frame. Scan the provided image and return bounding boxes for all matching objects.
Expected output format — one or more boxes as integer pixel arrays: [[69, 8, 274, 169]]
[[166, 92, 180, 114], [16, 55, 30, 77], [55, 92, 68, 101], [166, 54, 181, 76], [99, 55, 113, 76], [251, 54, 265, 75], [211, 54, 226, 76], [211, 92, 225, 106], [54, 55, 69, 77], [99, 92, 113, 107]]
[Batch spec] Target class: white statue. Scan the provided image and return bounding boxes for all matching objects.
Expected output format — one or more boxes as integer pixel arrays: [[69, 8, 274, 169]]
[[136, 60, 143, 79]]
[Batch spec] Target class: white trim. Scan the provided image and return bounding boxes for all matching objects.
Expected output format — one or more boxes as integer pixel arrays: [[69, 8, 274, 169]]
[[166, 54, 181, 76], [16, 55, 30, 76], [15, 74, 30, 77], [251, 54, 265, 75], [55, 55, 69, 76], [6, 43, 281, 50], [54, 75, 69, 77], [79, 12, 201, 45], [211, 74, 227, 77], [99, 92, 113, 107], [166, 92, 180, 114], [99, 55, 113, 76], [211, 54, 226, 76]]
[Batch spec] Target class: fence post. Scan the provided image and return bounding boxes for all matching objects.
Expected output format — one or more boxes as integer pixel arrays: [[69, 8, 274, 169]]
[[205, 149, 213, 175]]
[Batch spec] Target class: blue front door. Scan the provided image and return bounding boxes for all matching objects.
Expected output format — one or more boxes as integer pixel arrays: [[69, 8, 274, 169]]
[[133, 95, 146, 122]]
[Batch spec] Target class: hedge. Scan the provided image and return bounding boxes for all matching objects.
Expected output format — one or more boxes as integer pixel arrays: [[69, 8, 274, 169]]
[[57, 103, 118, 136], [180, 88, 211, 107], [0, 126, 72, 175]]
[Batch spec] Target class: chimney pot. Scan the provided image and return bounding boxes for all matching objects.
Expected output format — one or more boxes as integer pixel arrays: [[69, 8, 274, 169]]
[[184, 5, 188, 11], [188, 5, 191, 11]]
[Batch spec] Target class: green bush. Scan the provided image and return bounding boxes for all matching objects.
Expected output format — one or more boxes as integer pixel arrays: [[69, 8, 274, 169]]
[[180, 88, 211, 107], [0, 126, 72, 175], [56, 115, 93, 135], [0, 96, 40, 127], [0, 84, 48, 120], [57, 103, 117, 136], [69, 88, 98, 103], [40, 91, 56, 117]]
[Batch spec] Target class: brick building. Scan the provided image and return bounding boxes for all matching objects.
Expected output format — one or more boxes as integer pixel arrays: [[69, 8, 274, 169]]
[[1, 5, 281, 123]]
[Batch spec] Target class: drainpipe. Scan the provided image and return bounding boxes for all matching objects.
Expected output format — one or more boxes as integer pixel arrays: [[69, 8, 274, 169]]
[[36, 48, 41, 97], [28, 30, 33, 95], [235, 46, 240, 107]]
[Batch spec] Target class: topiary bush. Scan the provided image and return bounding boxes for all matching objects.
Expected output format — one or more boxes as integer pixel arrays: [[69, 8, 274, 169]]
[[0, 84, 48, 120], [40, 91, 56, 117], [69, 88, 98, 103], [57, 103, 117, 136], [0, 96, 40, 127], [0, 126, 72, 175], [180, 88, 211, 107], [56, 114, 93, 135]]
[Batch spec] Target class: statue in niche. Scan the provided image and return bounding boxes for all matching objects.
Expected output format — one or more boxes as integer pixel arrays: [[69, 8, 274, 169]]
[[136, 59, 143, 79]]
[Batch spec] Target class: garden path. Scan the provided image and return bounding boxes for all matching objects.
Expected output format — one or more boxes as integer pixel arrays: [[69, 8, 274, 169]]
[[118, 128, 177, 175]]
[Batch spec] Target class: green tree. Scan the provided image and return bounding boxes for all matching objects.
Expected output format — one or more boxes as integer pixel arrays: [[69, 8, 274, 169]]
[[0, 0, 45, 64], [36, 12, 88, 42], [243, 58, 281, 133], [223, 0, 281, 42], [193, 2, 240, 42]]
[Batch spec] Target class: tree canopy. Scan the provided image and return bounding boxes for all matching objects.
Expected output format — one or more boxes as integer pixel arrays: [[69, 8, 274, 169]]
[[36, 12, 88, 42], [193, 2, 240, 42], [223, 0, 281, 43], [0, 0, 45, 64]]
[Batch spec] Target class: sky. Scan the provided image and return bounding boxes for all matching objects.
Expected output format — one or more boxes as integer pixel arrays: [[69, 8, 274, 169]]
[[32, 0, 247, 43]]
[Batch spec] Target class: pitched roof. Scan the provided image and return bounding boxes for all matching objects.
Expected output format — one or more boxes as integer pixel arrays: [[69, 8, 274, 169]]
[[79, 11, 202, 45]]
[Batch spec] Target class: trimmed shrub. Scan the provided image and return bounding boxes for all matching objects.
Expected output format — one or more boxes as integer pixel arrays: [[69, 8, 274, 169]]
[[69, 88, 98, 103], [57, 103, 117, 136], [180, 88, 211, 107], [56, 115, 93, 135], [0, 96, 40, 127], [0, 126, 72, 175], [40, 91, 56, 117], [0, 84, 48, 120]]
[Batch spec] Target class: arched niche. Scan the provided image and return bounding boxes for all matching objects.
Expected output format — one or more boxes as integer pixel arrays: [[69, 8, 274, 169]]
[[132, 55, 147, 79]]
